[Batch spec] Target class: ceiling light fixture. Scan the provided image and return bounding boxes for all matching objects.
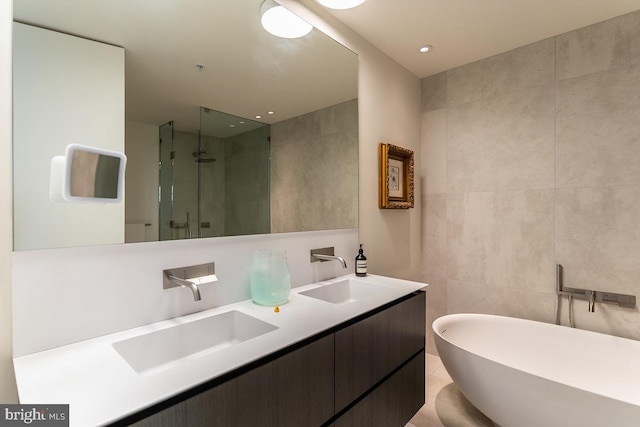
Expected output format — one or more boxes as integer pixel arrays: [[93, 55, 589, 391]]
[[418, 45, 433, 53], [316, 0, 367, 10], [261, 0, 313, 39]]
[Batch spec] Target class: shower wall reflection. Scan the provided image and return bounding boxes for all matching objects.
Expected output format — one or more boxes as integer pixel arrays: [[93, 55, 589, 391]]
[[159, 109, 270, 240]]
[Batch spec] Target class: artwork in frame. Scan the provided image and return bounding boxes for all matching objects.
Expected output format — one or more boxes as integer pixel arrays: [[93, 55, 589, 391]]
[[378, 143, 414, 209]]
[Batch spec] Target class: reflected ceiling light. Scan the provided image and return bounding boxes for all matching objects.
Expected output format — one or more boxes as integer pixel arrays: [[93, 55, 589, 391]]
[[316, 0, 367, 10], [261, 0, 313, 39]]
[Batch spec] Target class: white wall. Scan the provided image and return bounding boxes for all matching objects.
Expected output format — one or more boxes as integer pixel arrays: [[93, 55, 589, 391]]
[[13, 229, 358, 356], [13, 23, 125, 251], [0, 0, 17, 403], [125, 120, 159, 242], [357, 49, 421, 280]]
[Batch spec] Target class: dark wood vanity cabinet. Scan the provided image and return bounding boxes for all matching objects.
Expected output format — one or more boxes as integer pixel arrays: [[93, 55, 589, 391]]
[[126, 291, 425, 427], [335, 352, 425, 427], [131, 335, 334, 427], [334, 290, 425, 413]]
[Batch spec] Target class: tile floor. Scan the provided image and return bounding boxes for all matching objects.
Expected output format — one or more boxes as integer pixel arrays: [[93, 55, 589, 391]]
[[406, 353, 497, 427]]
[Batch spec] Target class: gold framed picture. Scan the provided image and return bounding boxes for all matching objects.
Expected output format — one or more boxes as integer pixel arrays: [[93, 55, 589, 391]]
[[379, 143, 414, 209]]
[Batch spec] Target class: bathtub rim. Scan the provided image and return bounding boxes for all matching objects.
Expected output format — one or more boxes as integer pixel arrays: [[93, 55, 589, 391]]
[[432, 313, 640, 408]]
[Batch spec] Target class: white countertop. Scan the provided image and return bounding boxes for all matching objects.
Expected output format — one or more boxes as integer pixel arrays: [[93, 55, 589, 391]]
[[13, 274, 427, 426]]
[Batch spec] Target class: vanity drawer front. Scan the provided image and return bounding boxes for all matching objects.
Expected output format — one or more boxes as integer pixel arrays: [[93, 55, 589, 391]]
[[335, 351, 425, 427], [132, 334, 334, 427], [334, 291, 425, 412]]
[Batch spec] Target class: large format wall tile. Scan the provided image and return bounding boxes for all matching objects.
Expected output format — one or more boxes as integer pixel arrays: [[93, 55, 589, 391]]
[[447, 85, 555, 193], [421, 72, 446, 113], [421, 194, 447, 279], [421, 109, 447, 195], [556, 186, 640, 296], [446, 39, 554, 107], [556, 10, 640, 81], [447, 279, 507, 315], [271, 100, 358, 232], [556, 64, 640, 188], [420, 9, 640, 341], [447, 280, 555, 322], [422, 276, 447, 354], [447, 190, 554, 292]]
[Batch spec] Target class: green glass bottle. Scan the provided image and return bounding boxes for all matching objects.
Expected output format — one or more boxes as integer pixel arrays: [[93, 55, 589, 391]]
[[250, 249, 290, 306]]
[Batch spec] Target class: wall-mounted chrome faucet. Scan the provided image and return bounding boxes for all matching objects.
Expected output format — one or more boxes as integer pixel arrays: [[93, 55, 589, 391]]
[[167, 275, 202, 300], [310, 247, 347, 268], [555, 264, 636, 326], [163, 262, 217, 301]]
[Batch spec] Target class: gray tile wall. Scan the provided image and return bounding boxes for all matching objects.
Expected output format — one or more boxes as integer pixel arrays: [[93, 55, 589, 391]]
[[271, 99, 358, 233], [421, 10, 640, 353], [224, 126, 270, 236]]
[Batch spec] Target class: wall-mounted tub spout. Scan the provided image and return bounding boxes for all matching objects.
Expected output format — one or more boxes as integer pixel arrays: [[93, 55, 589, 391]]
[[588, 290, 596, 313]]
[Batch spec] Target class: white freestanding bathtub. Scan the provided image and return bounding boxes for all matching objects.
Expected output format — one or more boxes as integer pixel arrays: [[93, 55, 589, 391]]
[[433, 314, 640, 427]]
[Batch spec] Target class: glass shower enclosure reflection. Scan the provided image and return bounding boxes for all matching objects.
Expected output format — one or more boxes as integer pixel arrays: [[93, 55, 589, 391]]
[[158, 108, 270, 240]]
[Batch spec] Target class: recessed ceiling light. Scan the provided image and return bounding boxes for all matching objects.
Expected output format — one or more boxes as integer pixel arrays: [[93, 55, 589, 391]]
[[316, 0, 367, 10], [418, 45, 433, 53], [267, 111, 275, 115], [229, 124, 236, 128], [255, 115, 262, 119], [261, 0, 313, 39]]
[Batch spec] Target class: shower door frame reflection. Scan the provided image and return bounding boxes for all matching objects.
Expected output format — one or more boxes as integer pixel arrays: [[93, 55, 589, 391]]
[[158, 109, 271, 241]]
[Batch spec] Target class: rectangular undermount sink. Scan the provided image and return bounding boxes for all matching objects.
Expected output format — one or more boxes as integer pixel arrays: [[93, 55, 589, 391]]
[[299, 278, 392, 304], [112, 311, 278, 374]]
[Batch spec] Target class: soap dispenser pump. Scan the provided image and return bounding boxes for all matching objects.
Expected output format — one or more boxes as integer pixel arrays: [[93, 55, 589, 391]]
[[355, 244, 367, 277]]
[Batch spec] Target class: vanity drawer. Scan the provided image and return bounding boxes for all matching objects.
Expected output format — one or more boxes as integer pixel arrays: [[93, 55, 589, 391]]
[[132, 334, 334, 427], [334, 291, 425, 412]]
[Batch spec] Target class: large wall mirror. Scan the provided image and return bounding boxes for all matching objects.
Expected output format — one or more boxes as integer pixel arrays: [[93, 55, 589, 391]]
[[12, 0, 358, 251]]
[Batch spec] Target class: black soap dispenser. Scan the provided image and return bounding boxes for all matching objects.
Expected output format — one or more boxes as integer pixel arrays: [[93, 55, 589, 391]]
[[355, 244, 367, 277]]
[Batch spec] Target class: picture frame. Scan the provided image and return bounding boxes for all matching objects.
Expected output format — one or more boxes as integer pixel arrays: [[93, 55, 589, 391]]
[[379, 143, 414, 209]]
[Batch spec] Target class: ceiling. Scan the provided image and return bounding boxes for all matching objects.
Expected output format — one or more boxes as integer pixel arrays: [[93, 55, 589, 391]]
[[12, 0, 640, 132], [315, 0, 640, 78], [12, 0, 358, 133]]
